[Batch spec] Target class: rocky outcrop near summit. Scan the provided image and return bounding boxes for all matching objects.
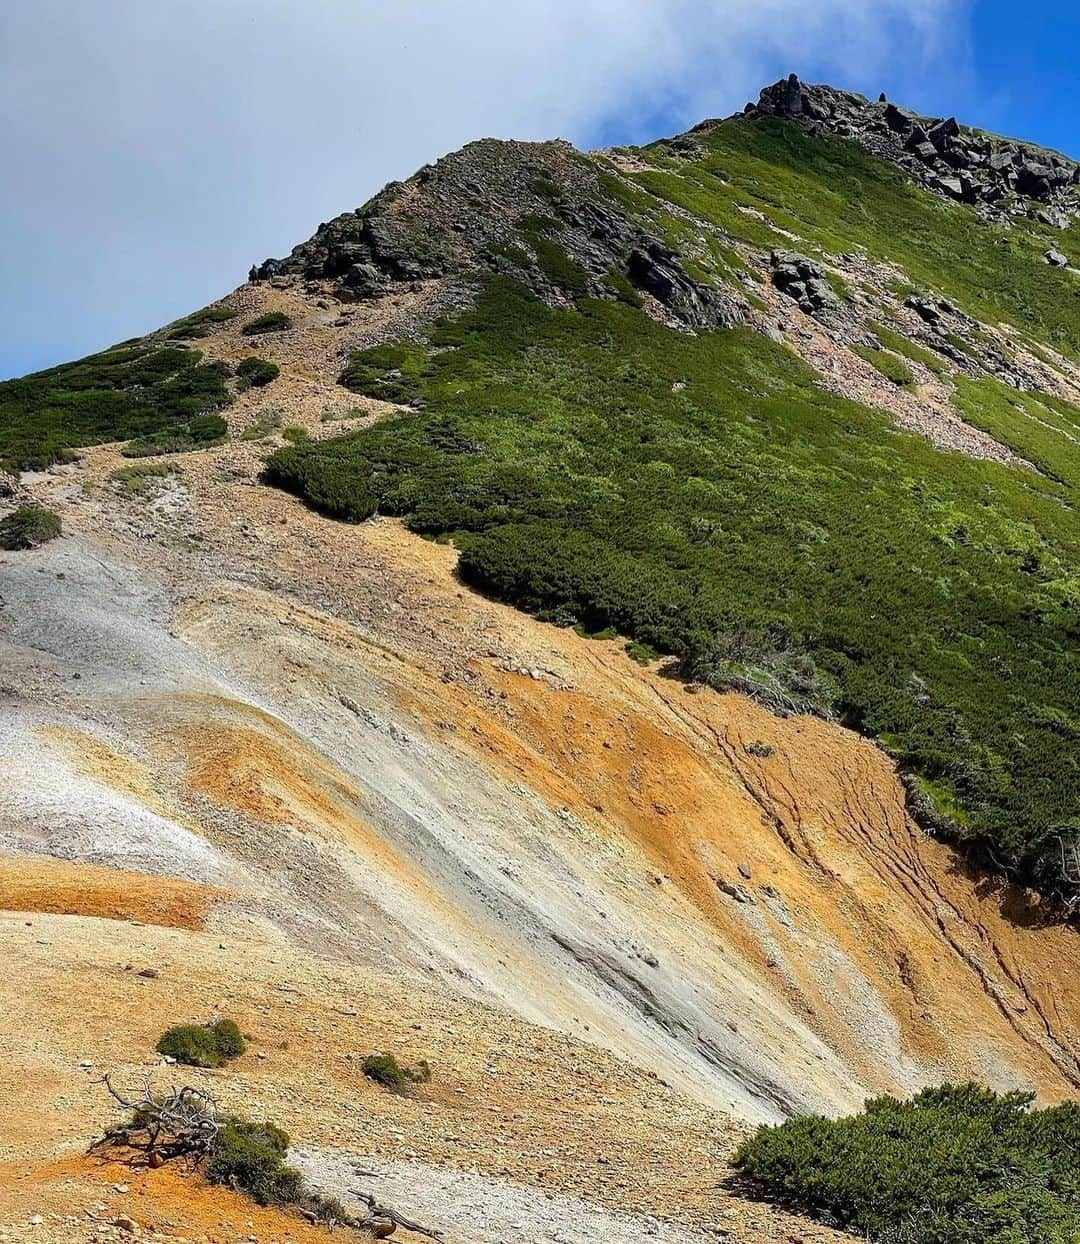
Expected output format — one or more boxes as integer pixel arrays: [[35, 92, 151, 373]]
[[251, 137, 744, 330], [750, 74, 1080, 224]]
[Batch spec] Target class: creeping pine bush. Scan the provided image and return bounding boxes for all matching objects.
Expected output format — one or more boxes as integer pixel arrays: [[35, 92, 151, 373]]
[[206, 1118, 350, 1223], [235, 356, 280, 389], [242, 312, 292, 336], [122, 412, 228, 457], [733, 1083, 1080, 1244], [156, 1018, 246, 1068], [361, 1053, 432, 1091], [0, 343, 233, 471], [0, 504, 61, 550]]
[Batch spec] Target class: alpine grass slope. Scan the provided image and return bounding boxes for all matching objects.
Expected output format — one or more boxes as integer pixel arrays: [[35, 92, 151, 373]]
[[261, 82, 1079, 912]]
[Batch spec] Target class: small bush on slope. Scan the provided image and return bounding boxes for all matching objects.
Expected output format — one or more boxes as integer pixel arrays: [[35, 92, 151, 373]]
[[235, 356, 280, 389], [361, 1052, 432, 1091], [242, 311, 291, 336], [853, 345, 916, 388], [0, 504, 61, 550], [156, 1018, 246, 1068], [265, 278, 1079, 906], [122, 412, 228, 457], [733, 1083, 1080, 1244]]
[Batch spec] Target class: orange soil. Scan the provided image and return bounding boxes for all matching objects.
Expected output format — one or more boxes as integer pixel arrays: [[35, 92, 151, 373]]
[[374, 523, 1080, 1103], [1, 914, 770, 1241], [0, 855, 220, 931]]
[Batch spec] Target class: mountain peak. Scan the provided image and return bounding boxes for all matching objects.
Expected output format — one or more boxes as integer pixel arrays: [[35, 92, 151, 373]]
[[746, 73, 1080, 222]]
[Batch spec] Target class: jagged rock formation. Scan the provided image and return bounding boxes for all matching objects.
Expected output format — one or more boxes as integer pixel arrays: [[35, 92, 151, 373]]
[[251, 137, 743, 330], [750, 73, 1080, 223], [769, 249, 842, 319]]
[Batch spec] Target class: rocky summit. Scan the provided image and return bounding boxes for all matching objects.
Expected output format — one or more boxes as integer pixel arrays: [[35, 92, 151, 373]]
[[750, 73, 1080, 224], [1, 74, 1079, 1244]]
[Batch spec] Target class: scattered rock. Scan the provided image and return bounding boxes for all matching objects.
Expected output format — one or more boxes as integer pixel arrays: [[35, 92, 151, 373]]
[[1045, 247, 1069, 267]]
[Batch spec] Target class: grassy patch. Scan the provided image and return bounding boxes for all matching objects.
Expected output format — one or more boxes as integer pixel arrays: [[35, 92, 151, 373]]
[[241, 410, 284, 441], [266, 277, 1078, 902], [242, 311, 292, 336], [109, 461, 181, 494], [0, 344, 232, 471], [734, 1083, 1080, 1244], [868, 322, 950, 375], [634, 116, 1080, 357], [853, 345, 916, 388], [156, 1018, 246, 1068], [0, 504, 61, 550]]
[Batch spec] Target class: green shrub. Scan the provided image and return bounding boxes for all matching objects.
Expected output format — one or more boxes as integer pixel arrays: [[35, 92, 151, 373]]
[[242, 312, 292, 337], [0, 344, 232, 471], [853, 345, 916, 387], [156, 1018, 247, 1068], [205, 1118, 351, 1224], [235, 357, 280, 389], [168, 306, 236, 340], [339, 341, 429, 405], [206, 1119, 301, 1205], [109, 462, 181, 494], [734, 1083, 1080, 1244], [0, 504, 61, 550], [241, 411, 284, 440], [122, 413, 228, 457], [361, 1052, 431, 1091]]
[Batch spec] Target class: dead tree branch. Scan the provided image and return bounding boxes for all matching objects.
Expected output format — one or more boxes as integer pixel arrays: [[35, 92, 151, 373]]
[[90, 1073, 220, 1164], [350, 1190, 445, 1241]]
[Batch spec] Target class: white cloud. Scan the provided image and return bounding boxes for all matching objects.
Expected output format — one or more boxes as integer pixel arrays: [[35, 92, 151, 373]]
[[0, 0, 969, 376]]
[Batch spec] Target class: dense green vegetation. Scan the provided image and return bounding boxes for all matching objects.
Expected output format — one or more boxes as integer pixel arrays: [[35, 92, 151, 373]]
[[0, 342, 232, 470], [734, 1083, 1080, 1244], [122, 412, 228, 457], [267, 277, 1078, 902], [206, 1118, 349, 1223], [852, 345, 916, 388], [156, 1018, 246, 1068], [0, 503, 61, 550], [167, 305, 236, 340]]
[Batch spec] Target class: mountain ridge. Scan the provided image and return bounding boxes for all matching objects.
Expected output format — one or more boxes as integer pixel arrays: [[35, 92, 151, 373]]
[[0, 72, 1078, 1244]]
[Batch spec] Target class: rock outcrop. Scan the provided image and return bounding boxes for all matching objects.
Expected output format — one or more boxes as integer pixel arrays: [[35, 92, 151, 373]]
[[770, 249, 842, 319], [749, 74, 1080, 223], [251, 137, 743, 330]]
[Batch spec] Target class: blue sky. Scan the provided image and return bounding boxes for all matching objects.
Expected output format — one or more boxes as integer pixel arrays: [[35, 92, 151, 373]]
[[1, 1, 1077, 381]]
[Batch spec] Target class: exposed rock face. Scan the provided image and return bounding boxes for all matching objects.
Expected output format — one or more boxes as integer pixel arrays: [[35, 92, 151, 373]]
[[750, 74, 1080, 223], [770, 249, 841, 318], [250, 137, 743, 330]]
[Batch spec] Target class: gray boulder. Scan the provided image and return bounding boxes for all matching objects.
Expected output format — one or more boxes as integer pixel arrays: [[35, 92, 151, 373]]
[[1045, 248, 1069, 267]]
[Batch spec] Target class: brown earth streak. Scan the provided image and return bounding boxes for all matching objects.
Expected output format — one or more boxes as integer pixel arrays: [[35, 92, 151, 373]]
[[0, 855, 221, 930]]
